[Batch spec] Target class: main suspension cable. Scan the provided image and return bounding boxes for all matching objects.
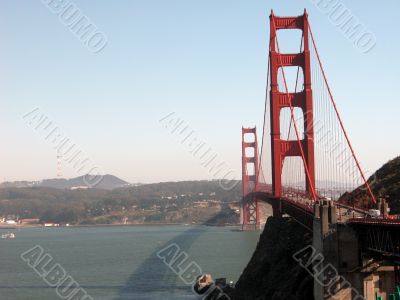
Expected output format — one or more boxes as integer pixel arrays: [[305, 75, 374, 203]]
[[308, 23, 377, 204]]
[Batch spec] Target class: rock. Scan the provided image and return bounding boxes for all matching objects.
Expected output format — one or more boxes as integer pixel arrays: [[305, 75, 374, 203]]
[[228, 216, 314, 300]]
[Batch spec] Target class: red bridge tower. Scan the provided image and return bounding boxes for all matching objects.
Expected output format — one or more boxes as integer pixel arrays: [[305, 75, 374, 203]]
[[269, 11, 316, 206], [241, 127, 261, 230]]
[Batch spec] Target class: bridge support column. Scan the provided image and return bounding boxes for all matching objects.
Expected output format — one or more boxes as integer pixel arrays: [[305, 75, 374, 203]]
[[269, 11, 316, 200], [313, 201, 342, 300], [272, 201, 281, 217], [311, 202, 398, 300], [241, 127, 261, 230]]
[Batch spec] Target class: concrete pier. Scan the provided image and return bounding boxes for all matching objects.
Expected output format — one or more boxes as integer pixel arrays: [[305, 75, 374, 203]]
[[313, 201, 397, 300]]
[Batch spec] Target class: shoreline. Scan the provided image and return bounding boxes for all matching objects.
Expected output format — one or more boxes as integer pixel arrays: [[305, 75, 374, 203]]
[[0, 223, 241, 229]]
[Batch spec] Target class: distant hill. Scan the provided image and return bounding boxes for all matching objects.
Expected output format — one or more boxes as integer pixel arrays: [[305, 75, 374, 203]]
[[340, 156, 400, 212], [0, 180, 241, 225], [0, 174, 131, 190]]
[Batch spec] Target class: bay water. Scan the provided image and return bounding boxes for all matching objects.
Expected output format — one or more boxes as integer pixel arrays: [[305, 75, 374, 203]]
[[0, 226, 260, 300]]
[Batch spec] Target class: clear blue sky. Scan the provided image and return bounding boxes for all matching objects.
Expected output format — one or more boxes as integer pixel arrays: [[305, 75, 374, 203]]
[[1, 0, 399, 183]]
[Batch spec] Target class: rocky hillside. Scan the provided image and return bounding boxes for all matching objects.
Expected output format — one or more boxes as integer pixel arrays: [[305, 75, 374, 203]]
[[340, 156, 400, 212], [228, 217, 314, 300]]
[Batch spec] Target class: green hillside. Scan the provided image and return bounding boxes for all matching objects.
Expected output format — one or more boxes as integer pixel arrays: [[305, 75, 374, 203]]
[[0, 180, 241, 225], [341, 156, 400, 212]]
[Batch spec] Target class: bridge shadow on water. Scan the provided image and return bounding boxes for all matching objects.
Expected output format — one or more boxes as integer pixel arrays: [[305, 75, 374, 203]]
[[114, 214, 227, 300]]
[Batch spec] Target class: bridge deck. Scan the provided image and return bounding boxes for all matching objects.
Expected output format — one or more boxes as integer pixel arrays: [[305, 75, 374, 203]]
[[245, 188, 400, 229]]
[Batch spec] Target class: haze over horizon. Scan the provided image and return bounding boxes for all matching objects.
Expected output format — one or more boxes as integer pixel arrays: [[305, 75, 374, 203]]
[[1, 1, 399, 184]]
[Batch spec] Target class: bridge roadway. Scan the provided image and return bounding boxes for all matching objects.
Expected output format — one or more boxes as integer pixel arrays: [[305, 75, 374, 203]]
[[245, 184, 400, 231]]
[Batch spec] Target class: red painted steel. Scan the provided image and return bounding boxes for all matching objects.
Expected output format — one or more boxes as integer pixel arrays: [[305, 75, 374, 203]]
[[240, 11, 394, 234], [348, 218, 400, 226], [269, 11, 316, 202], [242, 127, 260, 227]]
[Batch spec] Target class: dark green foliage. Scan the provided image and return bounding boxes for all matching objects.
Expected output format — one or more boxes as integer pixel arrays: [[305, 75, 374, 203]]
[[343, 156, 400, 212]]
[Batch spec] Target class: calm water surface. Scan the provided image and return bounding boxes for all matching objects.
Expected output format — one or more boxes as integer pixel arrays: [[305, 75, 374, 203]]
[[0, 226, 260, 300]]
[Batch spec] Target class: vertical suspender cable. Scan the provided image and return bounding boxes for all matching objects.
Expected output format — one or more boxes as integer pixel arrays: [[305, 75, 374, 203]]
[[308, 23, 376, 204], [257, 39, 271, 190]]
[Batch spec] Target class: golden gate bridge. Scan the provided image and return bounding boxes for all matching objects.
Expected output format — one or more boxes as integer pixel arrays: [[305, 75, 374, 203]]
[[240, 11, 400, 298]]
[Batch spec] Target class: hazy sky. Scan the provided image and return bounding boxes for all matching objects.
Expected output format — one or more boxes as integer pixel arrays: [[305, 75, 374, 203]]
[[1, 0, 399, 184]]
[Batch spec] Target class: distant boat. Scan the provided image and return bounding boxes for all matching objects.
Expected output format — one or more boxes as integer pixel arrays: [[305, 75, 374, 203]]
[[1, 232, 16, 239]]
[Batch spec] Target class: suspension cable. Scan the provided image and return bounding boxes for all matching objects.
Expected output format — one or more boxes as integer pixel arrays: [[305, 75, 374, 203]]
[[256, 39, 271, 190], [308, 23, 377, 204]]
